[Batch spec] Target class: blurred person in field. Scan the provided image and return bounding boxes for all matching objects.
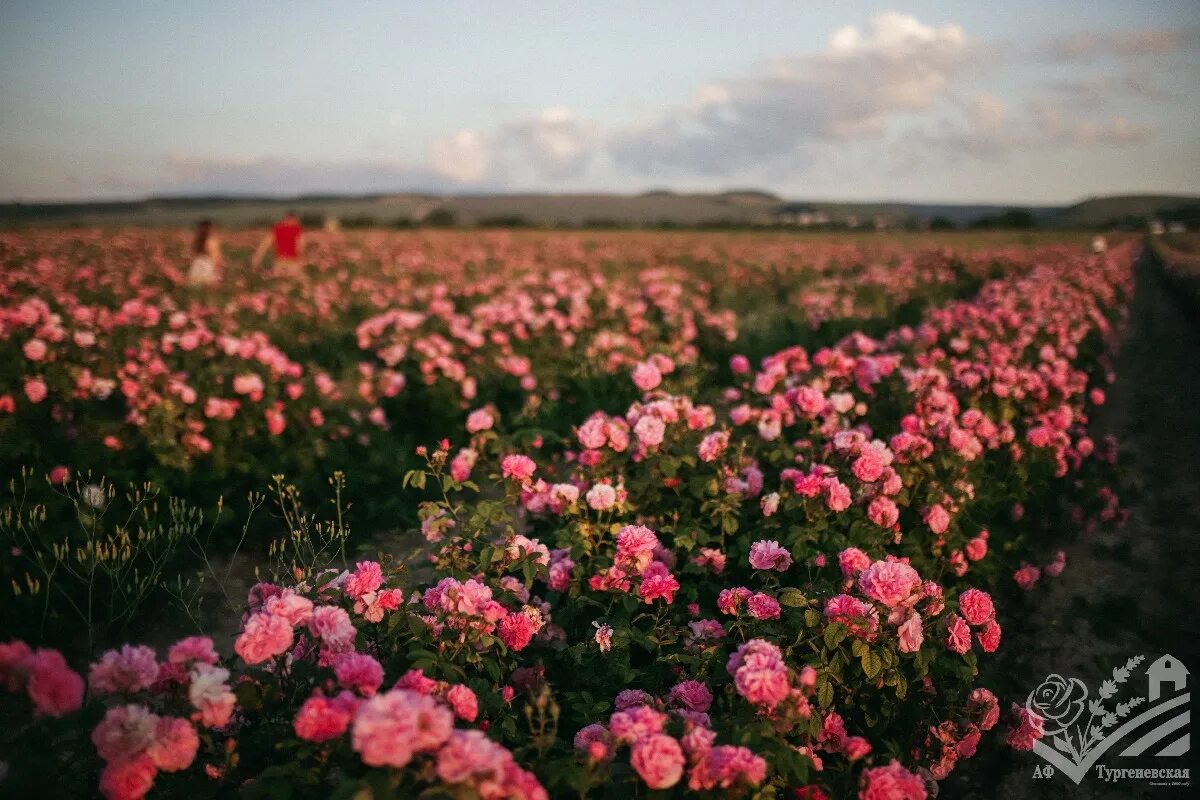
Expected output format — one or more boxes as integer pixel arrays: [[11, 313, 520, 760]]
[[187, 219, 223, 287], [253, 210, 305, 274]]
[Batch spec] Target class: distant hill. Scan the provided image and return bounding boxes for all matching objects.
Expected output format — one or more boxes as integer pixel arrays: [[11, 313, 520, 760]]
[[0, 191, 1194, 230], [1049, 194, 1200, 228]]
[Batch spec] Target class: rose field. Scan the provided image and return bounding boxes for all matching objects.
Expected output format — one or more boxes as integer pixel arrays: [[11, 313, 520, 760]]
[[0, 228, 1160, 799]]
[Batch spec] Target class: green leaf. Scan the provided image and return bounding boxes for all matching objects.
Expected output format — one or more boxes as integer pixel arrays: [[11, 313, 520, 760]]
[[816, 676, 834, 708], [823, 622, 848, 650], [779, 587, 808, 608], [861, 650, 883, 679]]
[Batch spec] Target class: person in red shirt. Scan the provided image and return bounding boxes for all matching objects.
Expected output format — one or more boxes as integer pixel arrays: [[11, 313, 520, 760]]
[[253, 211, 305, 274]]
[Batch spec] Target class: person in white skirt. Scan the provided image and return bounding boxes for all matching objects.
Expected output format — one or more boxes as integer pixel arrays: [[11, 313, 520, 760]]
[[187, 219, 224, 287]]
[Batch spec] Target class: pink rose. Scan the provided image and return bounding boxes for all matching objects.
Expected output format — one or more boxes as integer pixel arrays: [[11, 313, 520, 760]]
[[858, 560, 921, 608], [630, 734, 685, 790], [747, 593, 781, 620], [957, 589, 995, 626], [897, 613, 924, 653], [946, 615, 972, 655], [859, 760, 927, 800], [235, 612, 294, 665], [748, 540, 792, 572], [294, 693, 355, 742], [500, 454, 536, 482], [632, 361, 663, 392], [446, 684, 478, 721]]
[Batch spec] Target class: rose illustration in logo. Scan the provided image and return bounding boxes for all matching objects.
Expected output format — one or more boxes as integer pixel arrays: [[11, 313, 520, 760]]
[[1026, 674, 1088, 736]]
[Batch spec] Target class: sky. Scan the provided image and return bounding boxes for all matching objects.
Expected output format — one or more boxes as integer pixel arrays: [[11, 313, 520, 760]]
[[1, 1, 1198, 204]]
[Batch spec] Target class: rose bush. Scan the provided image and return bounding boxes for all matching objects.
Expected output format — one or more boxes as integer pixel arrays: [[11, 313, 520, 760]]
[[0, 231, 1132, 798]]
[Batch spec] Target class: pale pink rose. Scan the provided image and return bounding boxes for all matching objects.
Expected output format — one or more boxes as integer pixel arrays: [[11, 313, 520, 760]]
[[450, 448, 477, 482], [698, 430, 730, 462], [501, 454, 536, 482], [235, 612, 294, 665], [634, 414, 666, 447], [264, 591, 315, 627], [465, 407, 495, 433], [351, 689, 453, 768], [609, 704, 667, 742], [344, 561, 385, 600], [167, 636, 218, 667], [838, 547, 872, 578], [577, 416, 608, 449], [188, 664, 235, 728], [615, 525, 659, 572], [586, 482, 617, 510], [436, 728, 508, 784], [748, 540, 792, 572], [308, 606, 356, 650], [824, 478, 851, 512], [858, 560, 921, 608], [868, 496, 899, 528], [852, 449, 885, 483], [924, 504, 951, 534], [630, 734, 685, 789], [632, 361, 662, 391], [897, 613, 924, 653]]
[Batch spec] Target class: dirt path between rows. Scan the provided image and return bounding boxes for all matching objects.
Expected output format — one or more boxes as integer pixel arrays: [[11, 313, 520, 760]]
[[952, 249, 1200, 799]]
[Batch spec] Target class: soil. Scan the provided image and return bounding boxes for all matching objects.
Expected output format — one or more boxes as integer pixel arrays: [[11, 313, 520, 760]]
[[950, 251, 1200, 798]]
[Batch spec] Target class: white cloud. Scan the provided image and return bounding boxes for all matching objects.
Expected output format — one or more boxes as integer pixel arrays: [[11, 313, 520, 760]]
[[503, 108, 597, 179], [969, 94, 1007, 129], [1028, 101, 1152, 146], [609, 12, 975, 175], [694, 84, 731, 109], [428, 129, 492, 183]]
